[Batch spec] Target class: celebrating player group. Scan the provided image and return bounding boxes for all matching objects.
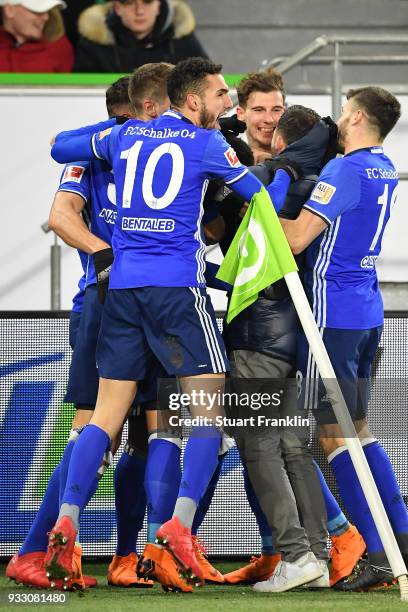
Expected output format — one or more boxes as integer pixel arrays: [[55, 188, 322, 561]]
[[6, 57, 408, 595]]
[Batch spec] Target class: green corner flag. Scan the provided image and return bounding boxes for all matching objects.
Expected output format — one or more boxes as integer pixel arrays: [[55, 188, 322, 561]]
[[216, 187, 298, 323]]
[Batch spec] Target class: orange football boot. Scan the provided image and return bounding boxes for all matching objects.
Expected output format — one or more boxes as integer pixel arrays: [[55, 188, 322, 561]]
[[192, 536, 224, 583], [223, 554, 281, 584], [137, 543, 193, 592], [156, 517, 204, 584], [45, 516, 77, 584], [6, 552, 50, 589], [73, 544, 98, 588], [330, 524, 366, 586], [107, 552, 154, 588]]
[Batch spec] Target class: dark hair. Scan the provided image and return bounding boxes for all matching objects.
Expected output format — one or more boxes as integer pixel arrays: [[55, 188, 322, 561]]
[[237, 68, 285, 107], [167, 57, 223, 107], [128, 62, 174, 114], [105, 76, 131, 116], [346, 86, 401, 140], [276, 105, 321, 145]]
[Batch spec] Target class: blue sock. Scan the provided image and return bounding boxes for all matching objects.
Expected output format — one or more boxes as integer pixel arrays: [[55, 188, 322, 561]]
[[62, 424, 110, 509], [178, 426, 221, 505], [329, 447, 384, 553], [145, 438, 181, 542], [19, 465, 60, 555], [363, 441, 408, 543], [192, 453, 225, 535], [59, 439, 75, 507], [242, 466, 276, 555], [115, 451, 146, 556], [313, 460, 349, 536]]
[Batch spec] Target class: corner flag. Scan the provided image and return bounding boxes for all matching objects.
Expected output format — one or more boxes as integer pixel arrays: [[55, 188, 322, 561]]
[[216, 187, 298, 322]]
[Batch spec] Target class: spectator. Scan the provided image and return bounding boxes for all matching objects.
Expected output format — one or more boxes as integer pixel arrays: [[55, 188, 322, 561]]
[[74, 0, 208, 73], [62, 0, 95, 47], [0, 0, 74, 72]]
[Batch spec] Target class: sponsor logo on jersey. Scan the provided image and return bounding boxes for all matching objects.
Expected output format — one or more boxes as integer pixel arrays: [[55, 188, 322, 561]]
[[310, 181, 336, 205], [123, 125, 195, 139], [61, 165, 85, 184], [224, 147, 240, 168], [122, 217, 175, 232], [99, 208, 117, 225], [365, 167, 398, 180], [99, 127, 112, 140], [361, 254, 378, 269]]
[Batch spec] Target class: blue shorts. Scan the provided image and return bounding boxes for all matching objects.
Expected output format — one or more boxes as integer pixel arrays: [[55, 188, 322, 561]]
[[65, 285, 165, 408], [68, 311, 82, 351], [296, 326, 382, 425], [97, 286, 228, 381]]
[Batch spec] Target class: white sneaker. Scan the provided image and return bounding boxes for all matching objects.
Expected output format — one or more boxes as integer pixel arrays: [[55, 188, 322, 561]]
[[253, 552, 324, 593], [301, 560, 330, 588]]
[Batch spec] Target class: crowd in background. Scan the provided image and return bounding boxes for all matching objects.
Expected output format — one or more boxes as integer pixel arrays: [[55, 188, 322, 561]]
[[0, 0, 207, 73]]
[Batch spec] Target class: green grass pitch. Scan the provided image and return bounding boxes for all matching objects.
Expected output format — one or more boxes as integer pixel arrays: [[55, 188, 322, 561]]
[[1, 561, 406, 612]]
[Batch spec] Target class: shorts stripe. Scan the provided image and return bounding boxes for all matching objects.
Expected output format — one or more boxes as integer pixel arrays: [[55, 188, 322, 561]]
[[190, 288, 225, 372], [196, 289, 226, 372]]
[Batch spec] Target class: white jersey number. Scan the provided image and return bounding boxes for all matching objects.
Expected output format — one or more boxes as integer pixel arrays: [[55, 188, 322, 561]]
[[369, 183, 398, 252], [120, 141, 184, 210]]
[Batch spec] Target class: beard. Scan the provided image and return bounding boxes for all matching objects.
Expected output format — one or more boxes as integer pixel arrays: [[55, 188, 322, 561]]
[[336, 122, 349, 154], [199, 105, 217, 129]]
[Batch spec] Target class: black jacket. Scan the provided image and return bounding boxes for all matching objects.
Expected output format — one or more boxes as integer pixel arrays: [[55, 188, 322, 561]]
[[224, 120, 333, 365], [74, 0, 208, 73]]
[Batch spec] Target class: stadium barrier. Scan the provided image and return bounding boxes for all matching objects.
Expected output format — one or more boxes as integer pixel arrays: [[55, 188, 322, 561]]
[[0, 311, 407, 558]]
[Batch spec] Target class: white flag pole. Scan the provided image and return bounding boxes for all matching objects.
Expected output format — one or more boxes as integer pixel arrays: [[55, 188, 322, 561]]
[[284, 270, 408, 600]]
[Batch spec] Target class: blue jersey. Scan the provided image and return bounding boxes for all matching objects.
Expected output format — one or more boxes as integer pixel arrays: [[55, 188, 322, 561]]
[[303, 146, 398, 329], [57, 158, 118, 287], [92, 110, 248, 288]]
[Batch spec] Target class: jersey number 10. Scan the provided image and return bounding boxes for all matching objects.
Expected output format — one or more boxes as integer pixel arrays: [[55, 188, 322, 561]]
[[120, 141, 185, 210]]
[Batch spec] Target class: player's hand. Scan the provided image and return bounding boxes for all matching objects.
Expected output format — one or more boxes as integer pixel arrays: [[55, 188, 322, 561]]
[[264, 157, 303, 182], [93, 247, 114, 304], [321, 116, 339, 164], [219, 114, 247, 137]]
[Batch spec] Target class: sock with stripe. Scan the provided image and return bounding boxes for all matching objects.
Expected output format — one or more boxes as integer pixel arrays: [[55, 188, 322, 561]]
[[175, 426, 221, 529], [19, 465, 61, 555], [243, 465, 276, 555], [329, 446, 385, 562], [114, 450, 146, 556], [313, 460, 349, 536], [192, 452, 225, 535], [145, 436, 181, 542]]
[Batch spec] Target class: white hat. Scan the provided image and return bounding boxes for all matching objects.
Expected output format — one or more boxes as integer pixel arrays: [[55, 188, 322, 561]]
[[0, 0, 66, 11]]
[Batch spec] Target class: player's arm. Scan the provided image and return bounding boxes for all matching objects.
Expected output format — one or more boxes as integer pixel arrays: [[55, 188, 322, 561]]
[[53, 118, 116, 145], [280, 158, 361, 254], [48, 191, 110, 253], [280, 211, 327, 255], [51, 124, 121, 165]]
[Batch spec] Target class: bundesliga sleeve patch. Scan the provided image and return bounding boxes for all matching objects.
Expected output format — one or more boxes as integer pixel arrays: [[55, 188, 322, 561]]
[[61, 165, 86, 184], [224, 147, 241, 168], [310, 181, 336, 205]]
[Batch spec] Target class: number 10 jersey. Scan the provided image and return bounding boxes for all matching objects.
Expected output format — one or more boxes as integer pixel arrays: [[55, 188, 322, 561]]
[[92, 109, 248, 289]]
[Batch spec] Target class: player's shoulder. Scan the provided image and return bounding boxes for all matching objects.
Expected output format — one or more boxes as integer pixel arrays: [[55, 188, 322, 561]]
[[60, 161, 90, 185], [320, 154, 360, 182]]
